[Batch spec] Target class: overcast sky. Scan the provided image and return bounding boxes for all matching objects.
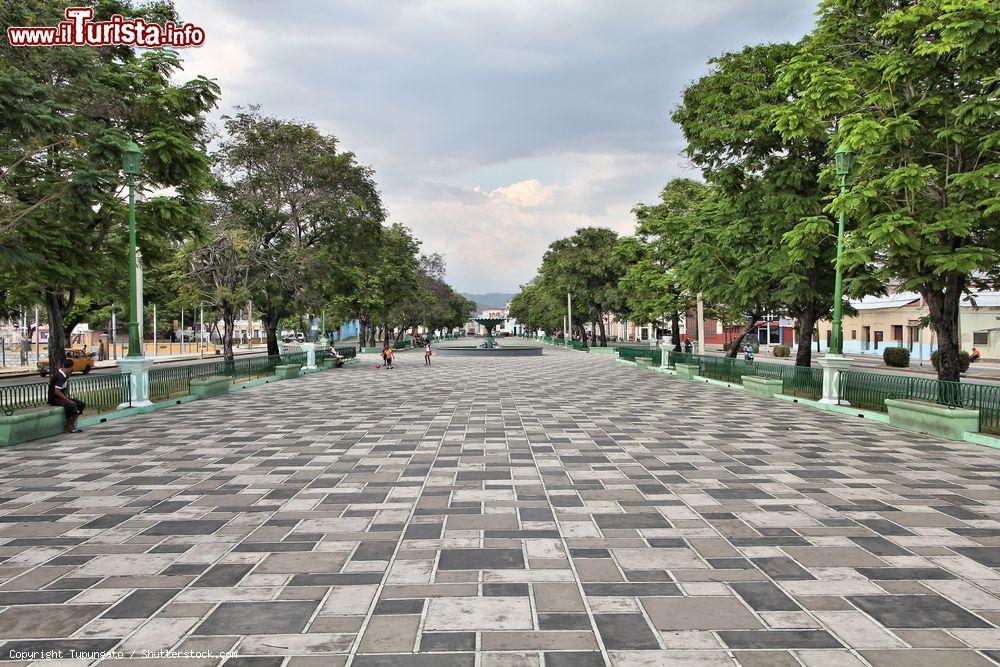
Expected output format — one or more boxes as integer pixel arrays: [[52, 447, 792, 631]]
[[174, 1, 818, 294]]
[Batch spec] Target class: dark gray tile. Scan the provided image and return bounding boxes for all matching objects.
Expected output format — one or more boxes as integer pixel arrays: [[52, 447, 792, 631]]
[[420, 632, 476, 652], [594, 613, 659, 649], [718, 630, 843, 649], [438, 548, 524, 570], [731, 582, 801, 612], [847, 595, 992, 628], [194, 601, 319, 635]]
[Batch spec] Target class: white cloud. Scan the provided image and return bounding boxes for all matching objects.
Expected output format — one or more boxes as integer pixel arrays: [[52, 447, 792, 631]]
[[486, 179, 554, 208], [172, 0, 819, 292]]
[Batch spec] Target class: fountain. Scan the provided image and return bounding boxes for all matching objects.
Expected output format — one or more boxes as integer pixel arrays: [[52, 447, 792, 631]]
[[474, 317, 506, 349], [435, 317, 543, 357]]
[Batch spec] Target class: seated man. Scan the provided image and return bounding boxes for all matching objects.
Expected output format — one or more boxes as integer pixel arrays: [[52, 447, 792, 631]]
[[970, 347, 981, 363], [48, 359, 85, 433], [328, 345, 345, 368]]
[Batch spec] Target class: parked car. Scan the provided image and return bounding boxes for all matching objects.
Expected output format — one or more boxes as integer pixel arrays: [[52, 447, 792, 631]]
[[280, 333, 305, 343], [38, 349, 95, 376]]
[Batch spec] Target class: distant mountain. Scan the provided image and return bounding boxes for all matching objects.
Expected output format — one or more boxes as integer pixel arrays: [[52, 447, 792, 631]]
[[461, 292, 515, 313]]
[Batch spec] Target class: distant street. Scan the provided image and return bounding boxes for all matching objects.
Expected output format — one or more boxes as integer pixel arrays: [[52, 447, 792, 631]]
[[685, 347, 1000, 385], [0, 350, 274, 388]]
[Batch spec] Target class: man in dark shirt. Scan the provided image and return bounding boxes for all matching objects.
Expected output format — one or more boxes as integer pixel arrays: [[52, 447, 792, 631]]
[[48, 359, 85, 433]]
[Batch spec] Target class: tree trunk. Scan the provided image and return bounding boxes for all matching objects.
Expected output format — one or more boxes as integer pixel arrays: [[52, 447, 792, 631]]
[[727, 311, 761, 358], [597, 317, 607, 346], [794, 304, 817, 367], [925, 280, 963, 382], [671, 312, 681, 352], [43, 289, 68, 371], [221, 302, 235, 361], [264, 304, 281, 356]]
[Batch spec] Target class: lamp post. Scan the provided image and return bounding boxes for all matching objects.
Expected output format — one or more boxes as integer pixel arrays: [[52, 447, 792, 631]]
[[123, 140, 143, 358], [117, 140, 154, 407], [829, 144, 856, 356], [819, 144, 856, 404]]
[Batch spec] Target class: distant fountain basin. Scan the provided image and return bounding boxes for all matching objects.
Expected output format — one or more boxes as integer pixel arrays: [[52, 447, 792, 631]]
[[435, 332, 543, 357], [434, 343, 543, 357]]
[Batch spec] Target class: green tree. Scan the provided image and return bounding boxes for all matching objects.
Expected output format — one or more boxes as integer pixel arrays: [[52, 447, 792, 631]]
[[618, 178, 710, 352], [673, 43, 868, 365], [509, 279, 564, 336], [211, 107, 384, 355], [538, 227, 624, 343], [776, 0, 1000, 380], [0, 0, 219, 369]]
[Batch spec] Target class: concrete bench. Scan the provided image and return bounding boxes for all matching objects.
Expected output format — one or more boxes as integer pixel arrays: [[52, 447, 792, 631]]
[[275, 364, 302, 379], [189, 376, 232, 399], [675, 363, 700, 379], [743, 376, 783, 398], [885, 398, 979, 441], [0, 406, 65, 446]]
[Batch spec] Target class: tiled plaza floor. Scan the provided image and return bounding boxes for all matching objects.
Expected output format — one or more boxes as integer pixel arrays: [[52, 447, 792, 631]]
[[0, 347, 998, 667]]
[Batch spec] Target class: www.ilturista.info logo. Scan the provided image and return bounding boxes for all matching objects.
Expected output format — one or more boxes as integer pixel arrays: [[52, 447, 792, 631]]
[[6, 7, 204, 47]]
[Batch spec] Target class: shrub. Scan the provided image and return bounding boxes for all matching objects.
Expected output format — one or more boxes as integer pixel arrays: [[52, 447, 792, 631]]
[[930, 349, 971, 374], [772, 344, 791, 358], [883, 346, 910, 367]]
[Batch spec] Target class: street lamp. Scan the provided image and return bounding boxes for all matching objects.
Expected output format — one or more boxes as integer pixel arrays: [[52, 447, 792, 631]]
[[829, 144, 856, 355], [123, 140, 143, 358], [818, 143, 857, 405]]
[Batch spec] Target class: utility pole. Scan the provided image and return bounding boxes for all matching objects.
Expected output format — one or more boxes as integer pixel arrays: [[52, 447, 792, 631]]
[[697, 292, 705, 355], [567, 292, 572, 341]]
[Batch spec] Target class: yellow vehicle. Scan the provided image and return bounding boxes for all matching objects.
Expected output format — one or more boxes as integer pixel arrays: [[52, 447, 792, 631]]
[[37, 349, 95, 377]]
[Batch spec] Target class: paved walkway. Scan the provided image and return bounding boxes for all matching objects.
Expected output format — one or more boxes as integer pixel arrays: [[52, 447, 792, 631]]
[[0, 348, 998, 666]]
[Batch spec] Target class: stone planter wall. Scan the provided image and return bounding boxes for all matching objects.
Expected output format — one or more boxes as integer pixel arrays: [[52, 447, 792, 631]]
[[675, 363, 700, 380], [743, 376, 783, 398], [885, 399, 979, 441], [0, 406, 65, 447], [190, 376, 232, 400], [275, 364, 302, 380]]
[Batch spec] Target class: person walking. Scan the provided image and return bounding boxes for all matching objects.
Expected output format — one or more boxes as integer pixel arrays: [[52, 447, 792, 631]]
[[48, 359, 85, 433], [424, 341, 432, 366], [383, 343, 395, 369]]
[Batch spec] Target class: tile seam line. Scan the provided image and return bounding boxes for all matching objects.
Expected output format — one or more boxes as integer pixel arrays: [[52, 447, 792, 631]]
[[343, 370, 466, 667], [550, 353, 886, 665], [501, 358, 614, 666]]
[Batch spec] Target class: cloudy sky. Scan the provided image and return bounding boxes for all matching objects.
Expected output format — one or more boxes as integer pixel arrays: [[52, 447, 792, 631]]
[[174, 1, 818, 293]]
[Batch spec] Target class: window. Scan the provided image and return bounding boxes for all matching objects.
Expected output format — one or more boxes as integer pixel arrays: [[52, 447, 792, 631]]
[[851, 330, 857, 340], [892, 325, 903, 341], [974, 331, 989, 345]]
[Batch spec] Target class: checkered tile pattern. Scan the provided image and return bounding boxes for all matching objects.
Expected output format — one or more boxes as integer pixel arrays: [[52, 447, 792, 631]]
[[0, 347, 998, 667]]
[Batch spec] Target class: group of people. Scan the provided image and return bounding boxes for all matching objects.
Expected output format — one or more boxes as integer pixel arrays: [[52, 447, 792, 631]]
[[376, 340, 433, 369]]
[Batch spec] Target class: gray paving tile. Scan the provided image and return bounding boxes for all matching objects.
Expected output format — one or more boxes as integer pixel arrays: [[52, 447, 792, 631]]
[[0, 348, 996, 663]]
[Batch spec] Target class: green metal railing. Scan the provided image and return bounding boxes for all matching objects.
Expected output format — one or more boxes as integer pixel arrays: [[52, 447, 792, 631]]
[[150, 354, 290, 402], [617, 346, 662, 365], [665, 351, 823, 401], [840, 371, 1000, 435], [1, 373, 131, 416]]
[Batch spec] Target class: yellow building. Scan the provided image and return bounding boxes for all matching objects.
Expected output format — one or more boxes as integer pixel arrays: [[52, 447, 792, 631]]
[[813, 290, 1000, 361]]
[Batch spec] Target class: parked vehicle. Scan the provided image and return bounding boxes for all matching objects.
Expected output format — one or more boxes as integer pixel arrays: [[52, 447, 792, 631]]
[[38, 349, 95, 376]]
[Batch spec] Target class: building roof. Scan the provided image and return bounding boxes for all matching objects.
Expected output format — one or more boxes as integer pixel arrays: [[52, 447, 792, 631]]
[[962, 291, 1000, 308], [847, 290, 1000, 311], [850, 293, 920, 310]]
